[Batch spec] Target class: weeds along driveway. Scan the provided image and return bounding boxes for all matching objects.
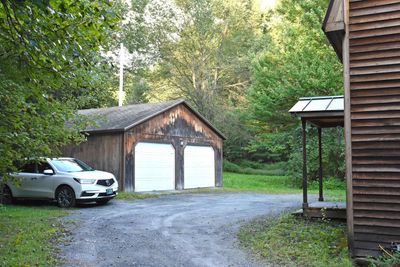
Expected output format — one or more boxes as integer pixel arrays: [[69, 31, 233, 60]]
[[61, 192, 303, 267]]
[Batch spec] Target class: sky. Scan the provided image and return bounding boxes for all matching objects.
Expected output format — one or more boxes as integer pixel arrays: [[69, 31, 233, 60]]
[[259, 0, 277, 11]]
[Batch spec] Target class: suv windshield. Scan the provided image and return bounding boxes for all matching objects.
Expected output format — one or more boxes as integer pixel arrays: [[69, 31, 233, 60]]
[[50, 159, 94, 172]]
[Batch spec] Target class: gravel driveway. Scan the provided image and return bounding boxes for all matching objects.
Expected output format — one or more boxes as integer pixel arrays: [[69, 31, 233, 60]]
[[60, 192, 303, 267]]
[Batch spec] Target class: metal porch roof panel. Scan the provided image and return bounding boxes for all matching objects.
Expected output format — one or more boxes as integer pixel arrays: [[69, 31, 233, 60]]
[[289, 96, 344, 114]]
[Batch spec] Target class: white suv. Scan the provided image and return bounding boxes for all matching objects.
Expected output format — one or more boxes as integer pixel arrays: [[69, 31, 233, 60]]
[[2, 158, 118, 207]]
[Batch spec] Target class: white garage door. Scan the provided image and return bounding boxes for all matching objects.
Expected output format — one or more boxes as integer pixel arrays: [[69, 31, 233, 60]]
[[184, 145, 215, 189], [135, 142, 175, 192]]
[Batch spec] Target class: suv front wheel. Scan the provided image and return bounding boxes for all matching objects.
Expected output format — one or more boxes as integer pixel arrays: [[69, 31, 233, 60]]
[[56, 186, 76, 208]]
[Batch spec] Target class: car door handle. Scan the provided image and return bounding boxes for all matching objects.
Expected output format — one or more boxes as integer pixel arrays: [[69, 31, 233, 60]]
[[31, 177, 38, 180]]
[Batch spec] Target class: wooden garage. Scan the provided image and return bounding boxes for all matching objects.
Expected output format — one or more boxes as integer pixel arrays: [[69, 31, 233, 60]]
[[62, 99, 225, 192], [324, 0, 400, 258]]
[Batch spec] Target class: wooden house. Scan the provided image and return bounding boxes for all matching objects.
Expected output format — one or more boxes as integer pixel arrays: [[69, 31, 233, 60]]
[[62, 99, 225, 192], [324, 0, 400, 258]]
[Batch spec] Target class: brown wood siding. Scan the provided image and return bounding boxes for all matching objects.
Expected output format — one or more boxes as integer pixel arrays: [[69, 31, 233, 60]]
[[62, 103, 223, 193], [61, 133, 123, 185], [348, 0, 400, 257], [123, 104, 223, 192]]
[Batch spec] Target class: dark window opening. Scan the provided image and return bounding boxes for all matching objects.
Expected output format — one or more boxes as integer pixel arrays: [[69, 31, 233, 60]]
[[20, 162, 37, 173], [38, 162, 53, 174]]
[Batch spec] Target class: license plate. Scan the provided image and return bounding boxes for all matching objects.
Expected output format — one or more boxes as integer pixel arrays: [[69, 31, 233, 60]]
[[106, 188, 113, 195]]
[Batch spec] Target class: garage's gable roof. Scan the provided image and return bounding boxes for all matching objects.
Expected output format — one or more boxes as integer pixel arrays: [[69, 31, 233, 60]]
[[79, 99, 226, 139]]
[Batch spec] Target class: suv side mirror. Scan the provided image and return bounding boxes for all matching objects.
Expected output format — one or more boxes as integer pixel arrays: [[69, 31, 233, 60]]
[[43, 169, 54, 175]]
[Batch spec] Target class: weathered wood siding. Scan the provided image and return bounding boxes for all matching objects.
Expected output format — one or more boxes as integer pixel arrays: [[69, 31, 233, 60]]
[[123, 104, 223, 192], [62, 133, 124, 185], [324, 0, 345, 59], [348, 0, 400, 257]]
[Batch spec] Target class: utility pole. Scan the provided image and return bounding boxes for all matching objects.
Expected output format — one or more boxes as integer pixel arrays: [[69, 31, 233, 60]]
[[118, 43, 124, 107]]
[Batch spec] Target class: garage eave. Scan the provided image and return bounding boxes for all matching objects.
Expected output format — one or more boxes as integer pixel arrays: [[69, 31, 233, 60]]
[[82, 128, 125, 135], [322, 0, 345, 62]]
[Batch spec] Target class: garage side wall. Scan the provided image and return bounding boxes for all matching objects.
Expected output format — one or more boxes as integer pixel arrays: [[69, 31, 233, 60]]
[[124, 104, 223, 192], [61, 133, 123, 186]]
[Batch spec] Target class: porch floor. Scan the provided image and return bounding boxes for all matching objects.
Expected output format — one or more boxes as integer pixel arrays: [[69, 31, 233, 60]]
[[293, 201, 346, 220]]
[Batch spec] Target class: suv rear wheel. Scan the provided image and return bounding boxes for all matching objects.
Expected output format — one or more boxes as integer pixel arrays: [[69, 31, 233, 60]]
[[56, 186, 76, 208], [2, 185, 13, 204]]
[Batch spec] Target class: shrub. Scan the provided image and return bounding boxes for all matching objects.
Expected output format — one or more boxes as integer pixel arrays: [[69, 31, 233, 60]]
[[223, 160, 242, 173], [309, 177, 346, 191], [223, 160, 286, 176], [288, 126, 345, 188]]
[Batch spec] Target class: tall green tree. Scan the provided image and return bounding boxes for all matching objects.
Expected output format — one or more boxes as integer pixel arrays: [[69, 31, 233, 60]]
[[121, 0, 262, 159], [247, 0, 344, 179], [152, 0, 261, 120], [248, 0, 342, 153], [250, 0, 342, 129], [124, 71, 151, 104], [122, 0, 262, 113], [0, 0, 119, 176]]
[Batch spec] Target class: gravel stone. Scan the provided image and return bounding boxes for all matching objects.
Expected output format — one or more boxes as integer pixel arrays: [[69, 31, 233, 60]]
[[60, 192, 305, 267]]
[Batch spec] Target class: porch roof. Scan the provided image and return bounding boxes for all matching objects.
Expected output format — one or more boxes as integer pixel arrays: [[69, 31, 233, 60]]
[[289, 96, 344, 128]]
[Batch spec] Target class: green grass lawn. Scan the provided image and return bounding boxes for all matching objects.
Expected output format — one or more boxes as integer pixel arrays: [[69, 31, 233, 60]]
[[238, 213, 353, 267], [223, 172, 346, 201], [0, 204, 67, 267], [116, 172, 346, 202]]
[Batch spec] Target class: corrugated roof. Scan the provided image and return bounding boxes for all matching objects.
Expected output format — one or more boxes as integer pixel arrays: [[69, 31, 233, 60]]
[[289, 96, 344, 113], [78, 99, 226, 139]]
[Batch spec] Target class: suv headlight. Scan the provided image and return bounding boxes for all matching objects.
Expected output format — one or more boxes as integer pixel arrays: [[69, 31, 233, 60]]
[[73, 178, 96, 184]]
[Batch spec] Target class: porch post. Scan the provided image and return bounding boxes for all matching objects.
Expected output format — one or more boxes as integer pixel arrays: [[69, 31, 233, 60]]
[[318, 127, 324, 202], [302, 119, 308, 208]]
